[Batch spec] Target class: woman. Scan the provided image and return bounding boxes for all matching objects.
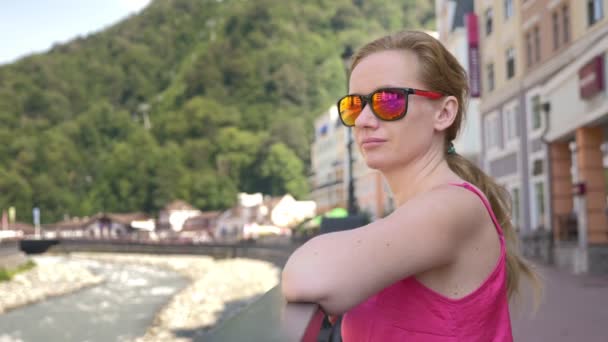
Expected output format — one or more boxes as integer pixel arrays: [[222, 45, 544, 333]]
[[281, 31, 539, 341]]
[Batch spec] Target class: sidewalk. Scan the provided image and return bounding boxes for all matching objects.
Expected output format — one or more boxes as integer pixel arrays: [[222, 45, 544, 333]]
[[511, 262, 608, 341]]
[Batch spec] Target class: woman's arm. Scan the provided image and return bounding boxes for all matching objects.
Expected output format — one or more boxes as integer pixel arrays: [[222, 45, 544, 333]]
[[281, 185, 484, 314]]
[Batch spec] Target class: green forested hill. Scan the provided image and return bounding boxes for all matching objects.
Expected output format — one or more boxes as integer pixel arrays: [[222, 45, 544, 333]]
[[0, 0, 434, 223]]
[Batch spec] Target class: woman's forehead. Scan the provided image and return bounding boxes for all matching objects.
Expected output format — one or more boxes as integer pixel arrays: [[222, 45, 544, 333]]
[[349, 50, 422, 93]]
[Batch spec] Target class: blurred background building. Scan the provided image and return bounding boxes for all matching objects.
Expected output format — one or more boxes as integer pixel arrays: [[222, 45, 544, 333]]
[[310, 106, 348, 214], [310, 106, 394, 221], [439, 0, 608, 274], [435, 0, 482, 165]]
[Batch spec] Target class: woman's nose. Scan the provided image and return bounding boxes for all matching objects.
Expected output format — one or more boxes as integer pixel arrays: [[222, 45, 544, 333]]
[[354, 104, 378, 128]]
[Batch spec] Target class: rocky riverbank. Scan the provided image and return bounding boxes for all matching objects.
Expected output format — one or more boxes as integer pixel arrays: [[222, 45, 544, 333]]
[[69, 253, 281, 342], [0, 256, 103, 314]]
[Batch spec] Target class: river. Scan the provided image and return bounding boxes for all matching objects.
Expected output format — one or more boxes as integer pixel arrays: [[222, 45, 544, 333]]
[[0, 255, 188, 342]]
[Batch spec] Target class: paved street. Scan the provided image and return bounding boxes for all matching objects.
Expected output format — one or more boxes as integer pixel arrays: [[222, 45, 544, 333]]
[[512, 262, 608, 341]]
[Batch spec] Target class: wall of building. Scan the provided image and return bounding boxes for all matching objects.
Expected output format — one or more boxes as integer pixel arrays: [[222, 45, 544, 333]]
[[571, 0, 608, 40], [436, 0, 482, 163], [475, 0, 524, 96], [311, 106, 347, 213]]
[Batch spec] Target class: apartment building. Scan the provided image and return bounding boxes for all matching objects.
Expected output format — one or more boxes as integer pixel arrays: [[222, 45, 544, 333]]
[[352, 150, 394, 221], [310, 105, 394, 221], [435, 0, 482, 165], [476, 0, 608, 273], [310, 106, 347, 214], [475, 0, 529, 235], [537, 0, 608, 273]]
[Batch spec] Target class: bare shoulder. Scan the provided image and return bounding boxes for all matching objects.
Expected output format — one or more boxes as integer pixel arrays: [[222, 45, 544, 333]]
[[387, 183, 490, 241]]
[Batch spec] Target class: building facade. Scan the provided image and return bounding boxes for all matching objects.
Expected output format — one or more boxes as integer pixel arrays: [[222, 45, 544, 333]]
[[436, 0, 482, 165], [310, 106, 347, 214], [540, 0, 608, 273], [310, 106, 394, 221], [475, 0, 530, 238], [352, 154, 394, 221], [475, 0, 608, 273]]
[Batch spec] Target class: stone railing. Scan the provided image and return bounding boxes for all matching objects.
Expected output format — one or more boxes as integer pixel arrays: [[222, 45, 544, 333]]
[[207, 285, 325, 342]]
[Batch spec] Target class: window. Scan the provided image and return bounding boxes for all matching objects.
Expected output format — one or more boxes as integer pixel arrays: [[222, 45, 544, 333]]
[[526, 31, 533, 66], [588, 0, 604, 26], [485, 8, 493, 36], [552, 12, 560, 50], [487, 63, 495, 92], [506, 47, 515, 79], [532, 159, 544, 176], [533, 26, 541, 62], [531, 95, 542, 130], [484, 114, 500, 150], [504, 105, 519, 142], [563, 5, 570, 44], [504, 0, 514, 19], [534, 182, 546, 228]]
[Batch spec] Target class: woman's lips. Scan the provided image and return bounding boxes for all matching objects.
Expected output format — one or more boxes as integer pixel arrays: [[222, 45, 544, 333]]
[[360, 138, 386, 148]]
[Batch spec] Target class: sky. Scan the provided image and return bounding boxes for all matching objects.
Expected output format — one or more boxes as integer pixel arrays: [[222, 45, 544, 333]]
[[0, 0, 151, 65]]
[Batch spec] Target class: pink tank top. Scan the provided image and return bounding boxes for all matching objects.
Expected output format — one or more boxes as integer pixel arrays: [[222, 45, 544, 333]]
[[341, 182, 513, 341]]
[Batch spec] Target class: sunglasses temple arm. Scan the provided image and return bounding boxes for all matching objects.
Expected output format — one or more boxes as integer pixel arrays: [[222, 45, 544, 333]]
[[413, 89, 443, 99]]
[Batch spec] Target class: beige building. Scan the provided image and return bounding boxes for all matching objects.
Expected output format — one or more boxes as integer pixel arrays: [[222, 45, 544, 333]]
[[539, 0, 608, 273], [310, 105, 393, 220], [435, 0, 482, 164], [352, 154, 394, 220], [476, 0, 529, 236], [310, 106, 347, 213], [477, 0, 608, 273]]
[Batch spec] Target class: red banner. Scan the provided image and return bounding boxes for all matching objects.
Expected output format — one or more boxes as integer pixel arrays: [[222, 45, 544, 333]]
[[579, 55, 604, 99], [466, 13, 481, 98]]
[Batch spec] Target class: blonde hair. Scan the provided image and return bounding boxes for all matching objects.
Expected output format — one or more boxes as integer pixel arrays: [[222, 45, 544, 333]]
[[349, 30, 540, 300]]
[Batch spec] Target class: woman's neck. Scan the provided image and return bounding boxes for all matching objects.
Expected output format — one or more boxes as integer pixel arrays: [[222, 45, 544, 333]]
[[383, 151, 458, 207]]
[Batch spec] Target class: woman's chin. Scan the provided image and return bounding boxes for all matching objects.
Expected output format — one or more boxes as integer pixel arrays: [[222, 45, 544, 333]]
[[362, 156, 389, 171]]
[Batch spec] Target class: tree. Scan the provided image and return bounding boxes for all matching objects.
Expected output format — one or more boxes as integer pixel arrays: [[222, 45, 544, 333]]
[[0, 168, 33, 222], [259, 143, 309, 198]]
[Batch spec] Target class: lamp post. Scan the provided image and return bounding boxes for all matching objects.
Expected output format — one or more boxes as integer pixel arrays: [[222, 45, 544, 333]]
[[341, 46, 358, 216]]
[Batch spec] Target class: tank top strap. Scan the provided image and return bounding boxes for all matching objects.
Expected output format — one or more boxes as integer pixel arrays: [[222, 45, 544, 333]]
[[448, 182, 505, 238]]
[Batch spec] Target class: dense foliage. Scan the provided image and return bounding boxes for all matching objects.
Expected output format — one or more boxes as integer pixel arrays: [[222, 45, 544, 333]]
[[0, 0, 434, 223]]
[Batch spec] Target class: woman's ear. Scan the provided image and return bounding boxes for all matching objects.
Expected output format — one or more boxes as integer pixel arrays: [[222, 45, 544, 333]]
[[433, 96, 458, 132]]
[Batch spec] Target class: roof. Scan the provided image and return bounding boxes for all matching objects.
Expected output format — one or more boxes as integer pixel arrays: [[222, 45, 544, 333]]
[[182, 212, 221, 231], [103, 212, 149, 225], [7, 222, 35, 234], [46, 212, 150, 230]]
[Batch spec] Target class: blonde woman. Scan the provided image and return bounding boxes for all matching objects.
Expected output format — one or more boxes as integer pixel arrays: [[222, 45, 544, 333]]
[[282, 31, 538, 341]]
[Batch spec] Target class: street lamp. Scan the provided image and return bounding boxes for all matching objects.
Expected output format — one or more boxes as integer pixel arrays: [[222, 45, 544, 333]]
[[341, 46, 358, 216]]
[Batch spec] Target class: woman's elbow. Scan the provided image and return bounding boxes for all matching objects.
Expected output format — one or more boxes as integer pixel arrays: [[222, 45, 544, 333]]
[[280, 268, 299, 301], [281, 269, 352, 315], [280, 267, 327, 303]]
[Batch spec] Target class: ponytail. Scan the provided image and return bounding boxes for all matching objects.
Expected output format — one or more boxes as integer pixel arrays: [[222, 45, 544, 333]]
[[446, 150, 542, 301]]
